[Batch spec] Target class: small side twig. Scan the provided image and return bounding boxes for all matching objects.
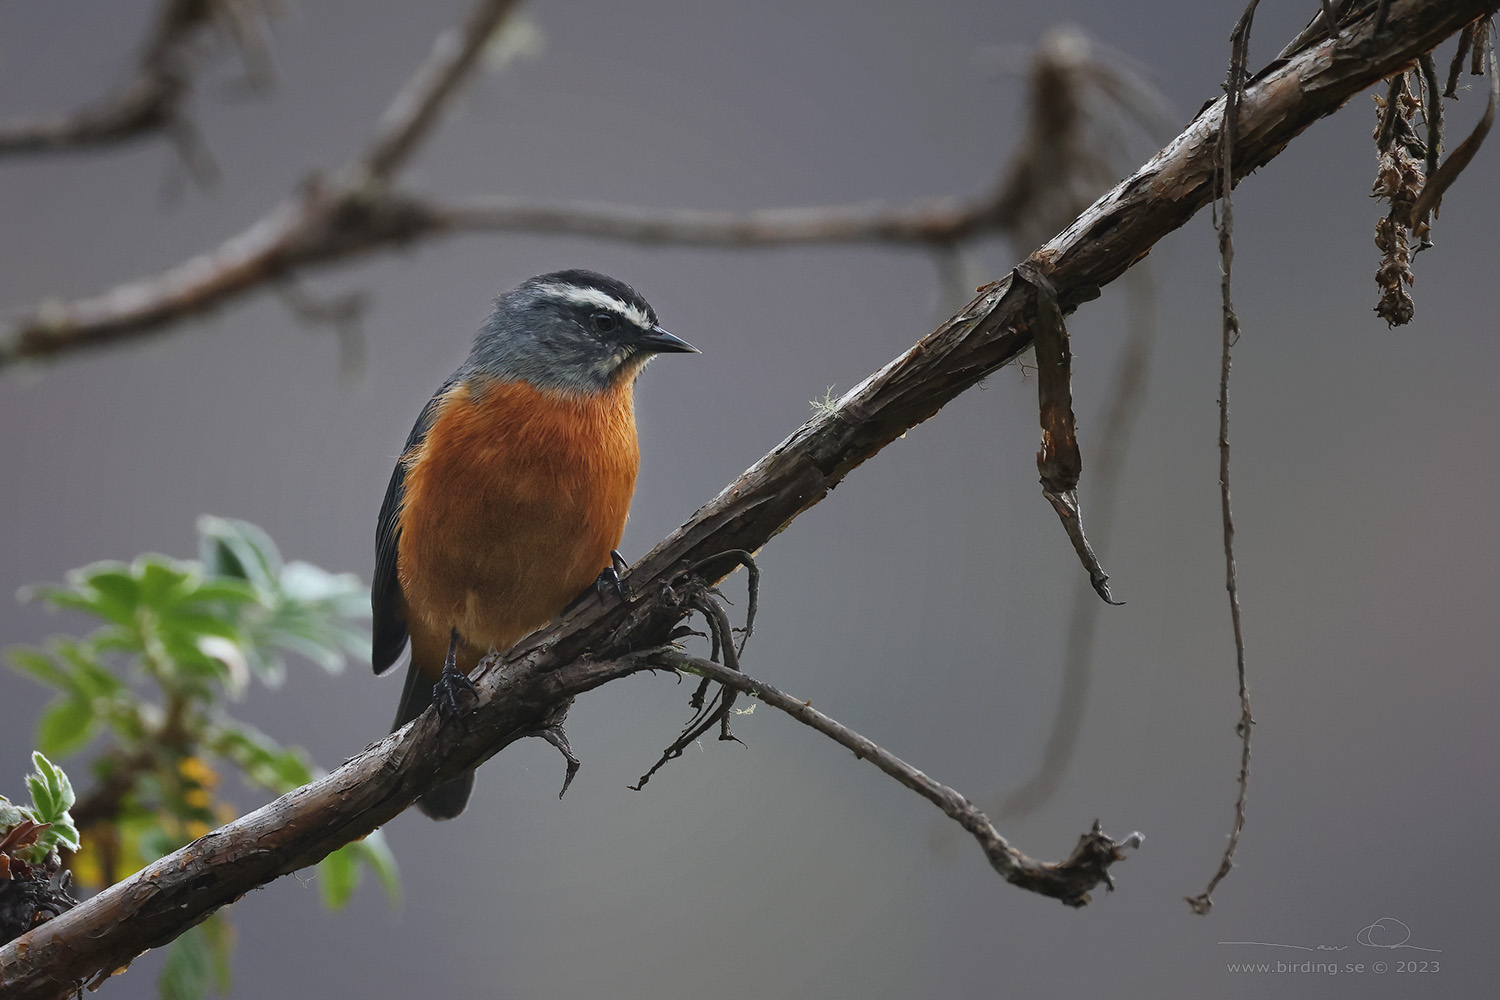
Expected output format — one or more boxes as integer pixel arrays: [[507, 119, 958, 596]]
[[1376, 0, 1395, 34], [679, 549, 760, 657], [1418, 54, 1445, 182], [650, 649, 1141, 907], [1319, 1, 1341, 41], [1188, 0, 1258, 917], [534, 725, 581, 799], [1447, 22, 1477, 96], [629, 558, 758, 791], [360, 0, 526, 182], [1413, 20, 1497, 229]]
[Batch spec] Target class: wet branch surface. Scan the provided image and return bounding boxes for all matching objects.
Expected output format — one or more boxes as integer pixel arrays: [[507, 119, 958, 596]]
[[1, 2, 1495, 996]]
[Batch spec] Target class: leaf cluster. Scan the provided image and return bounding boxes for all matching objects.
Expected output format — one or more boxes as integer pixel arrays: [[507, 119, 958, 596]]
[[0, 753, 80, 946], [7, 518, 397, 998]]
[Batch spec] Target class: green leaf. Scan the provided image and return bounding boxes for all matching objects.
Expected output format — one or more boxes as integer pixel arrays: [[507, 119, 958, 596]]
[[23, 752, 79, 853], [318, 833, 402, 910], [8, 647, 74, 694], [200, 912, 235, 994], [180, 578, 260, 608], [317, 844, 360, 909], [69, 652, 126, 699], [77, 565, 142, 609], [259, 629, 346, 674], [0, 795, 30, 829], [206, 722, 311, 793], [160, 925, 213, 1000], [278, 562, 366, 606], [197, 516, 282, 592], [135, 557, 195, 612], [351, 829, 401, 904], [162, 613, 244, 643], [36, 696, 98, 758], [268, 748, 314, 791], [30, 562, 144, 627], [42, 814, 81, 857], [25, 751, 75, 823]]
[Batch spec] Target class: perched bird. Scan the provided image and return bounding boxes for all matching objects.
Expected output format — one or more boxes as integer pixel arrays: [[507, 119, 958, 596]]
[[372, 270, 697, 818]]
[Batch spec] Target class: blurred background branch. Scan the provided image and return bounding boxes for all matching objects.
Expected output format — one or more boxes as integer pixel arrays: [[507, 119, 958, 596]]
[[0, 0, 276, 172], [0, 16, 1166, 368]]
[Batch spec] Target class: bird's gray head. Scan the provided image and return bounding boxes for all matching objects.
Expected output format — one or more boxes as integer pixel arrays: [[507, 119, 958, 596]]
[[466, 269, 697, 395]]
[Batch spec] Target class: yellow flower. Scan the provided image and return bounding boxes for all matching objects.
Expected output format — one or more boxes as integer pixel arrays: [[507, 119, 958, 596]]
[[177, 756, 219, 788]]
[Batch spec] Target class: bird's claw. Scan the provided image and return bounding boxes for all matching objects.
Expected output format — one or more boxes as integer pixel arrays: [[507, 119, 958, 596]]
[[594, 565, 626, 602], [595, 551, 630, 602], [433, 664, 477, 719]]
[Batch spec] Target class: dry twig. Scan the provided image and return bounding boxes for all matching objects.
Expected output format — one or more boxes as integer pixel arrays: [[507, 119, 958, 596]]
[[1185, 0, 1258, 918], [652, 649, 1141, 906], [1413, 18, 1497, 227]]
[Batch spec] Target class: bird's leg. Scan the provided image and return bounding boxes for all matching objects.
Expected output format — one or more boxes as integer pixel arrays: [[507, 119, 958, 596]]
[[433, 627, 477, 718]]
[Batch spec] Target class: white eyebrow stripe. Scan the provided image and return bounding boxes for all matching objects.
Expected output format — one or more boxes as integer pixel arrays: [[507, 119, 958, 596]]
[[533, 282, 653, 330]]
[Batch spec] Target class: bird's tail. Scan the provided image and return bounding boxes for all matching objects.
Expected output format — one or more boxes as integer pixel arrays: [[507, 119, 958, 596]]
[[393, 659, 475, 820]]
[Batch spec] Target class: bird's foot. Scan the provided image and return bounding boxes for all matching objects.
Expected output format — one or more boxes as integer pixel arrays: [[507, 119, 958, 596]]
[[433, 661, 477, 719], [594, 566, 626, 602], [593, 550, 631, 602]]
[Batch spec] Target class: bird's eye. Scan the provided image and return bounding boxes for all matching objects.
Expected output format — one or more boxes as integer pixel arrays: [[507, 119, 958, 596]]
[[592, 312, 619, 334]]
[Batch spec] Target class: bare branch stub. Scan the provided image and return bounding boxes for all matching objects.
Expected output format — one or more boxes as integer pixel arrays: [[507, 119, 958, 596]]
[[1447, 21, 1478, 96], [1019, 263, 1120, 606]]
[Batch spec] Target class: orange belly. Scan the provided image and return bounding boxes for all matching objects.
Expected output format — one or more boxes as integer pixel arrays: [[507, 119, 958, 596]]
[[396, 376, 640, 677]]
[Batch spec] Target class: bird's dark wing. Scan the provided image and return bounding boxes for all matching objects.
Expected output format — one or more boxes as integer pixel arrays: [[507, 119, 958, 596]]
[[372, 386, 450, 675]]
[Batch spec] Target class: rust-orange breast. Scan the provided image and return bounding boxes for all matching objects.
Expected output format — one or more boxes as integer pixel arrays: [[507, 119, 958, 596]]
[[396, 376, 640, 674]]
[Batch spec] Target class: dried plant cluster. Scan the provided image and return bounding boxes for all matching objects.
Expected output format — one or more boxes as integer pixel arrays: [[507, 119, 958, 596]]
[[1371, 17, 1496, 326], [1372, 74, 1428, 325]]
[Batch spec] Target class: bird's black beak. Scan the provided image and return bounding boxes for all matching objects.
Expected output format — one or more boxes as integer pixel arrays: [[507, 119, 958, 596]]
[[637, 325, 699, 355]]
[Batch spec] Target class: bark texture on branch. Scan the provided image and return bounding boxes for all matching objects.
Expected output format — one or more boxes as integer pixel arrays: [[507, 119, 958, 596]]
[[1, 2, 1494, 996]]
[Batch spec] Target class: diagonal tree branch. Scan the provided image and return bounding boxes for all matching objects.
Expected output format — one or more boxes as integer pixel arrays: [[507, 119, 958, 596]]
[[0, 2, 1493, 996]]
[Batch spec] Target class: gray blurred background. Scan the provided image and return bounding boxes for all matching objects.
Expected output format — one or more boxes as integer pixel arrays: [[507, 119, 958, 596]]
[[2, 1, 1497, 997]]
